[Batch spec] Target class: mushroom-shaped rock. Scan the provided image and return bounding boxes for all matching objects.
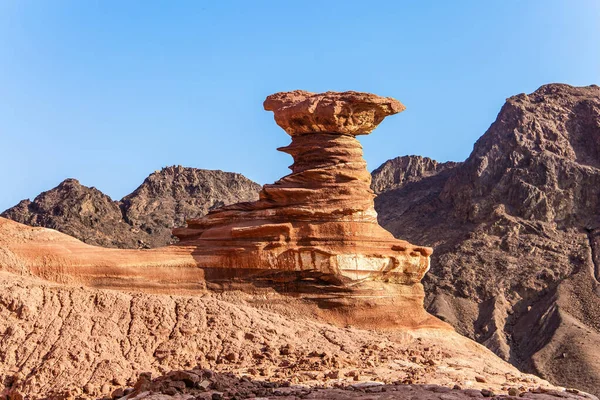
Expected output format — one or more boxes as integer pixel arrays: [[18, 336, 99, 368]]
[[263, 90, 405, 136], [172, 91, 439, 331], [0, 90, 445, 331]]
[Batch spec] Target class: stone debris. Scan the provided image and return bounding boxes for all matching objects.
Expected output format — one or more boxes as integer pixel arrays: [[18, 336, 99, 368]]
[[95, 369, 598, 400]]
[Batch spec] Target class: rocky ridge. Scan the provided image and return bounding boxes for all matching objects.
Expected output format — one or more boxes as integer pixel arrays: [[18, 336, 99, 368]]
[[1, 84, 598, 397], [371, 155, 459, 194], [1, 166, 261, 249], [2, 89, 591, 399], [373, 84, 600, 395]]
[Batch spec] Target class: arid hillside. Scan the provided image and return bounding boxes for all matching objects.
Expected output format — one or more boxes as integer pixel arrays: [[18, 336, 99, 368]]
[[373, 84, 600, 395], [2, 84, 599, 397], [0, 219, 588, 399], [2, 166, 261, 249]]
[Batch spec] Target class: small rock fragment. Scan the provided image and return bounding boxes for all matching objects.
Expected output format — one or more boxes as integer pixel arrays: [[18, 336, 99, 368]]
[[111, 388, 125, 399], [197, 379, 212, 391]]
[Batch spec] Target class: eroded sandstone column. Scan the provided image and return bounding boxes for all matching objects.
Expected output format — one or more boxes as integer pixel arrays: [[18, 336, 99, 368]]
[[0, 90, 446, 330], [174, 91, 432, 286]]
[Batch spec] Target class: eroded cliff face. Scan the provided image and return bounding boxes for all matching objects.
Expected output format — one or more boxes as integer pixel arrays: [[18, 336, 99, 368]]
[[174, 91, 432, 286], [166, 91, 444, 330], [2, 166, 261, 249], [374, 84, 600, 395]]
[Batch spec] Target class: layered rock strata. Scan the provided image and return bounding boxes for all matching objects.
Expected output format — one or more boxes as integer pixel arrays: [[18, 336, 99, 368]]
[[0, 270, 575, 399], [174, 91, 432, 286], [0, 91, 442, 330]]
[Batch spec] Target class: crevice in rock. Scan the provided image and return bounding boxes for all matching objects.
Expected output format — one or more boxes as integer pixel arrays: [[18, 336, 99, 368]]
[[586, 228, 599, 283]]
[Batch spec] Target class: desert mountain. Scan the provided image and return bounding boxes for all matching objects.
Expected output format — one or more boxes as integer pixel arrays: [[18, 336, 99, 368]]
[[371, 155, 458, 195], [0, 88, 589, 400], [373, 84, 600, 395], [1, 166, 261, 249], [1, 85, 599, 398]]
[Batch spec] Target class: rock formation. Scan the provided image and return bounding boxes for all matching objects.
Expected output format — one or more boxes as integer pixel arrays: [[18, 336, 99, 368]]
[[371, 155, 459, 194], [1, 178, 136, 248], [2, 166, 261, 248], [0, 90, 443, 330], [3, 85, 599, 394], [175, 91, 432, 285], [374, 84, 600, 395], [121, 166, 261, 246], [168, 91, 441, 328], [0, 266, 577, 399], [0, 87, 597, 399]]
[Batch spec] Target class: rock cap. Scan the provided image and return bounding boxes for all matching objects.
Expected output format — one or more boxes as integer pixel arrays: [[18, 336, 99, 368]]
[[264, 90, 405, 136]]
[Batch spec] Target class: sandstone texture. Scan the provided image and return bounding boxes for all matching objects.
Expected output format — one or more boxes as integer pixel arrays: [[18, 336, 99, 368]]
[[263, 90, 405, 136], [1, 85, 599, 398], [0, 270, 591, 400], [2, 166, 261, 249], [170, 90, 440, 329], [373, 84, 600, 395], [0, 91, 441, 332], [176, 91, 431, 284]]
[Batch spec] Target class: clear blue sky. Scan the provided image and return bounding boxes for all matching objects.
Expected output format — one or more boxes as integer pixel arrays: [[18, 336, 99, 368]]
[[1, 1, 599, 211]]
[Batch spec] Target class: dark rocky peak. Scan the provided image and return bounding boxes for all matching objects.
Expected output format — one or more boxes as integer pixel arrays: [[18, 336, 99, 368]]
[[373, 85, 600, 394], [371, 155, 459, 194], [1, 178, 130, 247], [4, 178, 120, 220], [120, 166, 262, 236], [467, 84, 600, 168], [128, 165, 260, 198], [2, 166, 262, 249], [441, 84, 600, 225]]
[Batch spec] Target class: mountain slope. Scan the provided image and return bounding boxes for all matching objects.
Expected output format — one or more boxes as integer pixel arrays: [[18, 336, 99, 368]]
[[1, 166, 261, 249], [371, 155, 458, 194], [373, 84, 600, 395], [120, 165, 262, 247], [1, 178, 137, 248]]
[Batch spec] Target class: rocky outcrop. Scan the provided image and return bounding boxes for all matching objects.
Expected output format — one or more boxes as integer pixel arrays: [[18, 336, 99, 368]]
[[175, 91, 431, 282], [120, 166, 262, 246], [0, 216, 589, 398], [1, 87, 598, 399], [109, 371, 594, 400], [0, 91, 443, 331], [374, 84, 600, 395], [1, 167, 261, 248], [170, 91, 441, 328], [0, 271, 575, 399], [0, 179, 135, 248], [371, 155, 458, 194]]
